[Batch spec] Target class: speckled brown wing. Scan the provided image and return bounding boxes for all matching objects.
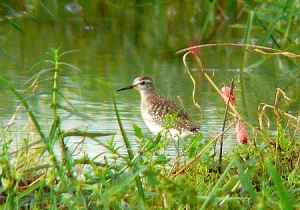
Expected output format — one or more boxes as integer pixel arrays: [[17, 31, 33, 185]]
[[146, 95, 197, 132]]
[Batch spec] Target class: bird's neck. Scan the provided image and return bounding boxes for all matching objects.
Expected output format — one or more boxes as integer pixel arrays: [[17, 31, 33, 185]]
[[139, 89, 157, 106]]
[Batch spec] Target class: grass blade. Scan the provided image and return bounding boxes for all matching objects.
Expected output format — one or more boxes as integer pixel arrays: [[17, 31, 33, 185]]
[[266, 160, 294, 210], [200, 159, 236, 210], [0, 76, 46, 142], [113, 96, 145, 203]]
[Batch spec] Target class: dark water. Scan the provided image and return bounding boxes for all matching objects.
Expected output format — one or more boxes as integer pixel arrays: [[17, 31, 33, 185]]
[[0, 5, 299, 158]]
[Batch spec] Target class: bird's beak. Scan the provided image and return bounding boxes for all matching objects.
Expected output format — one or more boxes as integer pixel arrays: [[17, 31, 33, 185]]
[[117, 85, 135, 92]]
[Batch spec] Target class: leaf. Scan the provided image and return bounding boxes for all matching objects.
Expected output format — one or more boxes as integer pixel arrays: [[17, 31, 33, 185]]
[[266, 160, 294, 210], [237, 161, 257, 201], [8, 20, 23, 32], [133, 124, 144, 139]]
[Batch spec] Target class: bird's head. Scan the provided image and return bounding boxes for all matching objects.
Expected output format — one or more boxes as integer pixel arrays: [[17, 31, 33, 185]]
[[117, 76, 155, 93]]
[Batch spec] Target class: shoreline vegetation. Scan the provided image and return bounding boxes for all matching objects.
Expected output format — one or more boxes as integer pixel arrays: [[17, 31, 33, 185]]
[[0, 45, 298, 209], [0, 1, 300, 209]]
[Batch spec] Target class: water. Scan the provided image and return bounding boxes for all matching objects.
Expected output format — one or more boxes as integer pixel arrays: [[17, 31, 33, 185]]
[[0, 4, 299, 159]]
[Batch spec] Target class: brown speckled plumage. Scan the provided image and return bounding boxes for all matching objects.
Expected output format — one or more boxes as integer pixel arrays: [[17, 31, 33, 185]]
[[118, 76, 199, 137], [143, 94, 197, 133]]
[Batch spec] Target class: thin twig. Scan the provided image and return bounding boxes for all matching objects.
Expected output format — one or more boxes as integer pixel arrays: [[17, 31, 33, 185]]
[[177, 43, 300, 58], [218, 79, 234, 173], [183, 51, 240, 119], [183, 52, 201, 109]]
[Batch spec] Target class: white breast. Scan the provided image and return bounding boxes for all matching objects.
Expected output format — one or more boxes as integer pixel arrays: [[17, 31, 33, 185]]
[[141, 110, 193, 139], [141, 110, 162, 135]]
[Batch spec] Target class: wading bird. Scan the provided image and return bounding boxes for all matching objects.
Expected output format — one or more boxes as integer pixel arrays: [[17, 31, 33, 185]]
[[117, 76, 199, 138]]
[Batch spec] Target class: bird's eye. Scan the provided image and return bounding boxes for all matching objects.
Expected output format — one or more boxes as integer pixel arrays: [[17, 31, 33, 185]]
[[140, 81, 145, 85]]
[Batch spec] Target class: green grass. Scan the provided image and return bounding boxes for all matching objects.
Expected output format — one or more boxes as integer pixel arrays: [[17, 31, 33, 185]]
[[0, 1, 299, 209], [0, 48, 298, 209]]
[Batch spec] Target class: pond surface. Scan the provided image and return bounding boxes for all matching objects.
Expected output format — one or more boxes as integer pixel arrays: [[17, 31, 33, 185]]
[[0, 4, 299, 158]]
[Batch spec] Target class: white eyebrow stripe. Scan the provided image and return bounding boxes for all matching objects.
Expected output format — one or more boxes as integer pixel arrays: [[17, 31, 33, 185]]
[[133, 79, 153, 86], [142, 80, 152, 83]]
